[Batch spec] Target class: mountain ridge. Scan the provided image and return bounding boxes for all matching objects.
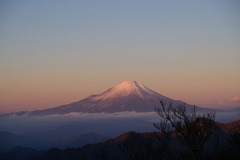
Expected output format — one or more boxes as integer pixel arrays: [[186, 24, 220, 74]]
[[24, 120, 240, 160], [1, 81, 214, 117]]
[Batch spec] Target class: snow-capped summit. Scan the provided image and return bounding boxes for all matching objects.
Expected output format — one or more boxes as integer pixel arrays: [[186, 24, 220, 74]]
[[93, 81, 164, 100], [22, 81, 210, 116]]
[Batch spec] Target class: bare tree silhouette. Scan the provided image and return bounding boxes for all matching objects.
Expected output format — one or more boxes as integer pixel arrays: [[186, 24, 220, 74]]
[[153, 100, 215, 160]]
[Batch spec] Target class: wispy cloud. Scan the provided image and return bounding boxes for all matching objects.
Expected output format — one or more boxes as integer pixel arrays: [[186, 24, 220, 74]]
[[217, 97, 240, 105], [201, 97, 240, 110], [229, 97, 240, 102]]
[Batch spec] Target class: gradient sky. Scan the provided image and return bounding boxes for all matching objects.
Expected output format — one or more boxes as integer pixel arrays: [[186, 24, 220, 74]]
[[0, 0, 240, 113]]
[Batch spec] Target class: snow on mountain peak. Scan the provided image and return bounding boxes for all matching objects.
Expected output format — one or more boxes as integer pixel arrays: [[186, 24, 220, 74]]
[[93, 81, 163, 100], [114, 81, 142, 91]]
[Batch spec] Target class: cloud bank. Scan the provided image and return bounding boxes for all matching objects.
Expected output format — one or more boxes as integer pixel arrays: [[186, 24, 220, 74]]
[[201, 97, 240, 110], [0, 112, 159, 136], [1, 109, 239, 137]]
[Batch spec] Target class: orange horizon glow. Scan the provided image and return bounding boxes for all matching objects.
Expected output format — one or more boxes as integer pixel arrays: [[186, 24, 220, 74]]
[[0, 78, 239, 114]]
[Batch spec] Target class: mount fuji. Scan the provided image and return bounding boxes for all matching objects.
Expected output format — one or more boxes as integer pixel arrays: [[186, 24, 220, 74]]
[[3, 81, 212, 116], [29, 81, 211, 116]]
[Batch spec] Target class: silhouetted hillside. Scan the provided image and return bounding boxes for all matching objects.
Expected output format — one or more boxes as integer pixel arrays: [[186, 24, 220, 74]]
[[26, 120, 240, 160], [0, 146, 44, 160], [0, 130, 106, 153], [27, 131, 163, 160], [0, 131, 34, 152], [1, 120, 239, 160]]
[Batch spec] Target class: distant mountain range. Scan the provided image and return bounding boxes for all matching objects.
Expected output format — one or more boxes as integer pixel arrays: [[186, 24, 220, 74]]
[[0, 131, 33, 152], [1, 81, 214, 117], [0, 131, 105, 153], [1, 120, 238, 160], [0, 146, 44, 160], [50, 132, 106, 149]]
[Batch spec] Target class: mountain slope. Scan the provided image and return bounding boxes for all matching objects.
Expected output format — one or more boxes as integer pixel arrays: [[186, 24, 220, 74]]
[[29, 81, 208, 116]]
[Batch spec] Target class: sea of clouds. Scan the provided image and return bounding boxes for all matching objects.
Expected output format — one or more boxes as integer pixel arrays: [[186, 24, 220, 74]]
[[0, 110, 239, 138]]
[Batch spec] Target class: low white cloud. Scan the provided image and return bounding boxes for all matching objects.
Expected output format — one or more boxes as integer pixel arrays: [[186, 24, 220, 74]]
[[1, 109, 239, 137], [25, 111, 158, 119], [0, 112, 159, 135]]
